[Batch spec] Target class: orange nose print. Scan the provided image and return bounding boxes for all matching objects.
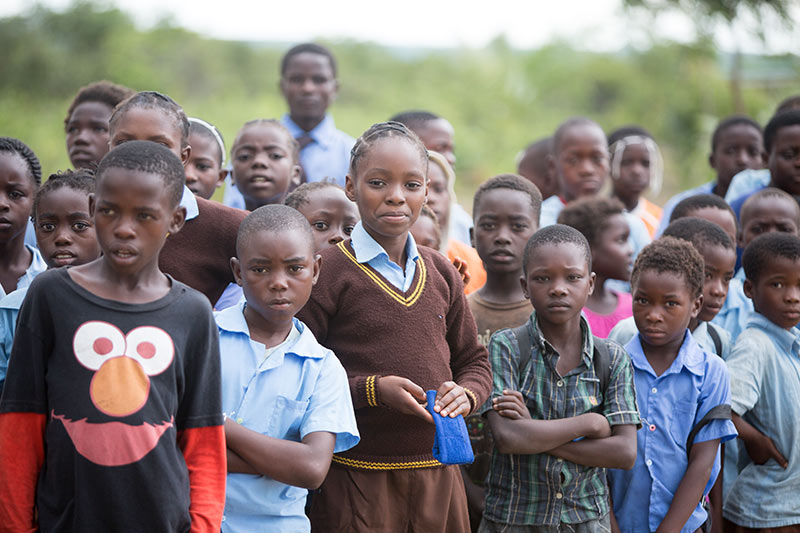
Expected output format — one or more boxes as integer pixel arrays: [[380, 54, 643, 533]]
[[90, 356, 150, 417]]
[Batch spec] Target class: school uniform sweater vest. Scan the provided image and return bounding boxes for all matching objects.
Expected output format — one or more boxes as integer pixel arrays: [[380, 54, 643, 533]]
[[298, 240, 491, 470], [159, 197, 247, 305]]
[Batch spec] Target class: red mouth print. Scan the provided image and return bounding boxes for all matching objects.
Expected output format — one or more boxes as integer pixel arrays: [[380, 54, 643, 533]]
[[52, 411, 173, 467]]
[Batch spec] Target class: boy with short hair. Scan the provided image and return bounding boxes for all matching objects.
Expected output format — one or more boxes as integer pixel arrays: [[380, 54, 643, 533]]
[[723, 232, 800, 531], [218, 205, 359, 532], [0, 141, 226, 531], [516, 137, 558, 200], [480, 224, 640, 532]]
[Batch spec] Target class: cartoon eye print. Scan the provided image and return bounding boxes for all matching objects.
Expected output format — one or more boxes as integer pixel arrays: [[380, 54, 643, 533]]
[[73, 321, 126, 371], [124, 326, 174, 376]]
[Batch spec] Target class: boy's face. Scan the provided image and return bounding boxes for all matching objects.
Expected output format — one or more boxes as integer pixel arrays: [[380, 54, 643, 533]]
[[0, 152, 35, 246], [416, 119, 456, 167], [709, 124, 764, 191], [232, 123, 301, 208], [91, 168, 185, 276], [66, 101, 114, 170], [185, 132, 226, 200], [632, 269, 702, 349], [345, 138, 428, 243], [295, 187, 359, 252], [232, 228, 320, 327], [35, 186, 101, 268], [473, 188, 538, 275], [110, 107, 190, 165], [613, 143, 650, 203], [522, 242, 594, 326], [425, 162, 450, 227], [697, 244, 736, 322], [280, 52, 338, 125], [591, 214, 633, 282], [410, 215, 441, 250], [769, 124, 800, 196], [553, 124, 609, 201], [688, 207, 738, 247], [744, 255, 800, 329], [740, 197, 800, 249]]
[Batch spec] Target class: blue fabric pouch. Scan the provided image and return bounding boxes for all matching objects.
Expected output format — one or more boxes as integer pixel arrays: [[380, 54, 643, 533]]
[[426, 389, 474, 465]]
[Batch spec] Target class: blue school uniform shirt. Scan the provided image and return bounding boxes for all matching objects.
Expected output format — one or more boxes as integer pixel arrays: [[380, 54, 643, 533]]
[[608, 331, 737, 533], [0, 286, 28, 390], [217, 302, 359, 533], [655, 181, 716, 237], [608, 317, 730, 359], [0, 244, 46, 299], [711, 269, 752, 343], [724, 168, 771, 203], [349, 221, 419, 292], [723, 312, 800, 528]]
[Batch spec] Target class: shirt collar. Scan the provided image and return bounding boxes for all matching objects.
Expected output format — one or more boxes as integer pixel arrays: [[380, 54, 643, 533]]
[[530, 311, 595, 367], [281, 113, 335, 148], [745, 311, 800, 355], [179, 185, 199, 220], [349, 221, 419, 266], [626, 329, 705, 377]]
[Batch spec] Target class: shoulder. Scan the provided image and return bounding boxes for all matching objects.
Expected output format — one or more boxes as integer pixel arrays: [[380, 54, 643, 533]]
[[24, 268, 65, 294], [0, 286, 30, 310], [195, 197, 248, 227], [420, 245, 458, 279], [172, 279, 214, 314], [607, 316, 637, 347]]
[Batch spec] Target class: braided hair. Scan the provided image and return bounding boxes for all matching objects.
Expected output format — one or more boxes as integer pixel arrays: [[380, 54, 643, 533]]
[[0, 137, 42, 186], [349, 121, 427, 177]]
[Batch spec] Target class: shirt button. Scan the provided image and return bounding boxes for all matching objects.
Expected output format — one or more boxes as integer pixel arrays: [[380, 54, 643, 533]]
[[556, 492, 563, 499], [236, 417, 244, 424], [557, 380, 564, 387], [651, 387, 658, 393], [649, 424, 656, 432], [646, 459, 653, 466]]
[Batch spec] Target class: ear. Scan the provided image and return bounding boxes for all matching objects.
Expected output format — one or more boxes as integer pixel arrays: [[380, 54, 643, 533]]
[[690, 293, 704, 319], [231, 256, 243, 286], [88, 193, 96, 217], [180, 145, 192, 167], [743, 278, 754, 300], [216, 169, 228, 189], [311, 253, 322, 285], [169, 205, 187, 235], [708, 151, 716, 171], [469, 226, 475, 249], [290, 164, 302, 189], [520, 275, 529, 299], [737, 228, 746, 248], [332, 79, 341, 100], [587, 271, 596, 296], [345, 174, 356, 202]]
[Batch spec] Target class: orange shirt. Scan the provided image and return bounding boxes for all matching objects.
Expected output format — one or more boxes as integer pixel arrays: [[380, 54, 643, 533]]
[[447, 239, 486, 295], [634, 198, 663, 238]]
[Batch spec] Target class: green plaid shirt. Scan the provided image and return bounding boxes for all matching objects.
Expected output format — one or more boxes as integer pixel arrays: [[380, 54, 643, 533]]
[[480, 312, 640, 526]]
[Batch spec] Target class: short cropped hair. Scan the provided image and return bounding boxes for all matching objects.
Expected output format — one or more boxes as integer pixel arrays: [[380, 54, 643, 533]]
[[389, 110, 440, 133], [237, 204, 314, 257], [64, 80, 134, 127], [523, 224, 592, 276], [96, 140, 185, 206], [607, 125, 652, 146], [743, 232, 800, 284], [631, 237, 704, 298], [552, 117, 604, 154], [557, 197, 625, 246], [669, 193, 737, 225], [775, 95, 800, 115], [234, 119, 299, 164], [281, 43, 337, 78], [711, 115, 762, 152], [662, 217, 734, 253], [285, 181, 342, 209], [472, 173, 542, 223], [0, 137, 41, 186], [110, 91, 190, 149], [349, 121, 427, 177], [33, 169, 95, 223], [764, 110, 800, 154], [516, 137, 552, 176], [741, 187, 800, 227]]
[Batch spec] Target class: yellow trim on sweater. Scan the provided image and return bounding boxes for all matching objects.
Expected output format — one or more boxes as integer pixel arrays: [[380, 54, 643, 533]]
[[332, 455, 442, 470], [366, 375, 378, 407], [336, 241, 426, 307]]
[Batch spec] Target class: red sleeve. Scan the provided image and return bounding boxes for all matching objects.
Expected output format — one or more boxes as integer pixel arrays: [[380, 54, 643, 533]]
[[177, 425, 226, 533], [0, 412, 46, 532]]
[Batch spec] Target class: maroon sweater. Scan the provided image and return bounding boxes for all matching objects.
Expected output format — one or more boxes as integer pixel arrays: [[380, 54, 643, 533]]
[[298, 240, 491, 470], [159, 197, 247, 304]]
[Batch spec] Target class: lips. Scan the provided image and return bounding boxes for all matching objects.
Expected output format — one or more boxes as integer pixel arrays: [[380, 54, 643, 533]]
[[269, 298, 291, 308], [380, 212, 409, 223], [547, 301, 571, 310], [489, 250, 515, 263], [52, 250, 78, 266]]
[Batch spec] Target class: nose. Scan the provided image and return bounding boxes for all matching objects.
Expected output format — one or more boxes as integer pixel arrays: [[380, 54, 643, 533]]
[[74, 128, 91, 144], [252, 151, 271, 168], [708, 278, 725, 297], [301, 77, 316, 93], [785, 286, 800, 303], [494, 225, 512, 245], [54, 226, 74, 246], [444, 150, 456, 167], [269, 271, 289, 292], [0, 193, 9, 211], [645, 306, 663, 324], [328, 227, 346, 245], [113, 216, 136, 239], [184, 169, 198, 184], [385, 183, 406, 205], [549, 280, 568, 297]]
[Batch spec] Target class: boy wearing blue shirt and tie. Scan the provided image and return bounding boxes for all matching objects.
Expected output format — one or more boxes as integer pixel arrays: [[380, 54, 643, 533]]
[[217, 205, 359, 532]]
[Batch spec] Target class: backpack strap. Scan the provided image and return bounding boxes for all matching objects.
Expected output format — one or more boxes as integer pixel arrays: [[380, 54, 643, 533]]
[[706, 323, 723, 358], [592, 336, 612, 393], [512, 324, 532, 385], [686, 404, 732, 457]]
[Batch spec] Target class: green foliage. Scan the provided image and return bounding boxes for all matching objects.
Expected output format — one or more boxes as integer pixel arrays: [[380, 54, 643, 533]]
[[622, 0, 793, 24], [0, 1, 798, 205]]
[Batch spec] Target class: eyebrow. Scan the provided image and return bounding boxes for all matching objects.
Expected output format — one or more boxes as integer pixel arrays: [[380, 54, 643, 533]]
[[38, 211, 91, 219]]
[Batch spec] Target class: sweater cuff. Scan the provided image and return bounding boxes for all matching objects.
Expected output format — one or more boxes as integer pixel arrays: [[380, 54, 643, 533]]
[[355, 375, 382, 408]]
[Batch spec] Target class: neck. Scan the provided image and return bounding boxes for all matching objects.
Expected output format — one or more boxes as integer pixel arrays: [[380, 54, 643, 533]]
[[712, 180, 728, 198], [477, 269, 527, 304], [688, 316, 700, 331], [640, 333, 684, 376], [366, 227, 408, 266], [0, 234, 28, 269], [537, 313, 583, 350], [291, 113, 324, 133], [616, 193, 638, 212], [243, 305, 294, 348]]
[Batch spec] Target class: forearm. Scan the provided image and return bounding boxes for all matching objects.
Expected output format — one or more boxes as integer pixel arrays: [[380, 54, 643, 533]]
[[489, 411, 597, 455], [731, 413, 760, 448], [548, 425, 637, 469], [226, 448, 258, 474]]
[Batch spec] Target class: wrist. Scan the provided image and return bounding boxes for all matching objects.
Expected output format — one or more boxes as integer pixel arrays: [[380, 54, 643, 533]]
[[367, 375, 382, 407]]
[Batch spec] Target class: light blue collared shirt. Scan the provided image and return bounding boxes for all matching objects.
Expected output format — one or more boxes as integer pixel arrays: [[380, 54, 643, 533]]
[[0, 244, 46, 299], [723, 312, 800, 528], [609, 331, 737, 533], [179, 184, 199, 220], [608, 317, 731, 359], [350, 221, 419, 292], [0, 286, 29, 385], [724, 168, 771, 203], [217, 302, 359, 533], [711, 269, 752, 343], [655, 181, 716, 237]]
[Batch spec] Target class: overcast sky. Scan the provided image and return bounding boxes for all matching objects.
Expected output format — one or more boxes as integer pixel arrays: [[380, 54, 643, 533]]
[[2, 0, 798, 54]]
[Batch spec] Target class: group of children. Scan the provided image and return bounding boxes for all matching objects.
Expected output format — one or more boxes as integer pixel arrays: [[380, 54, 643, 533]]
[[0, 40, 798, 533]]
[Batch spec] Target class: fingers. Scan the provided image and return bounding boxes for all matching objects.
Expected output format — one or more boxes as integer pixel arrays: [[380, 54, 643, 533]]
[[435, 381, 470, 417], [402, 378, 427, 403], [769, 442, 789, 469]]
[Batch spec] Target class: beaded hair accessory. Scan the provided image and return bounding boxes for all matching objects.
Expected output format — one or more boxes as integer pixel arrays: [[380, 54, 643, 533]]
[[609, 135, 663, 197]]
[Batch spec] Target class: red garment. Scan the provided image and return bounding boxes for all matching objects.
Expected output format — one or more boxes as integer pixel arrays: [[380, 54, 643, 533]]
[[447, 239, 486, 295]]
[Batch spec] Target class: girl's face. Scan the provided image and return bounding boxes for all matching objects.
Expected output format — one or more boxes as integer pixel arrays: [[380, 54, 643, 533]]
[[0, 152, 35, 246], [591, 214, 633, 282], [110, 107, 189, 164], [185, 132, 226, 200], [35, 186, 101, 268], [345, 137, 428, 243], [425, 162, 450, 227], [66, 101, 114, 169], [295, 186, 359, 252], [613, 142, 651, 203], [231, 123, 301, 209]]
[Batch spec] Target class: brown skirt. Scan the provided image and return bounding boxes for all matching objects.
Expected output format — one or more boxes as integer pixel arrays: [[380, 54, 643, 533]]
[[310, 463, 469, 533]]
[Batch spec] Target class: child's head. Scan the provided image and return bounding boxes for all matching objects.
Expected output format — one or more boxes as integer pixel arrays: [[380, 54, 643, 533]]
[[670, 193, 738, 246], [662, 217, 736, 323], [93, 141, 186, 275], [280, 43, 339, 128], [285, 181, 359, 252], [743, 232, 800, 329], [65, 80, 134, 170], [232, 204, 321, 324], [739, 187, 800, 249], [390, 110, 456, 167], [558, 197, 632, 282], [764, 109, 800, 196], [0, 137, 41, 247], [424, 150, 455, 235], [231, 119, 301, 210], [516, 137, 557, 200], [551, 117, 609, 201], [630, 237, 704, 348], [410, 205, 442, 250], [608, 126, 663, 206], [775, 95, 800, 114], [185, 117, 227, 200], [108, 91, 190, 164], [472, 174, 541, 277], [32, 169, 101, 268], [346, 121, 428, 243], [709, 115, 764, 193], [521, 225, 594, 325]]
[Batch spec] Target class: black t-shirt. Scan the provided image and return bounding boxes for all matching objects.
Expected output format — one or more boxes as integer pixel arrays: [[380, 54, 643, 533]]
[[1, 268, 222, 532]]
